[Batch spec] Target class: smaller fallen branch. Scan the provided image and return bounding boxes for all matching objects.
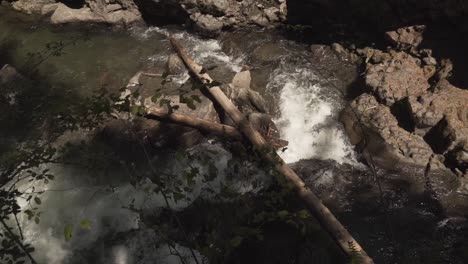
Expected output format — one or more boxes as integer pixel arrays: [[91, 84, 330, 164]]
[[145, 108, 242, 141]]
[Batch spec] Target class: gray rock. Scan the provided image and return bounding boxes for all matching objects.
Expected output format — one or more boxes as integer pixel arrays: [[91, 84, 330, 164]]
[[231, 70, 251, 90]]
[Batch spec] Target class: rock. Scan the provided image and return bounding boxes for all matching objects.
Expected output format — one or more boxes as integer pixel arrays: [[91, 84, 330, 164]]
[[365, 51, 430, 106], [221, 84, 268, 115], [41, 3, 59, 16], [191, 13, 224, 32], [166, 53, 187, 75], [12, 0, 55, 14], [341, 93, 440, 168], [51, 3, 105, 24], [198, 0, 231, 16], [251, 42, 287, 65], [385, 25, 426, 50], [407, 80, 468, 173], [263, 7, 280, 22], [0, 64, 21, 85], [49, 1, 142, 25], [231, 70, 251, 90], [14, 0, 285, 32]]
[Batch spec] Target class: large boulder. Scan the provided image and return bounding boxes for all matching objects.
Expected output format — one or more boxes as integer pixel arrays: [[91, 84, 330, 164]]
[[385, 25, 426, 51], [364, 50, 430, 106], [407, 80, 468, 174], [51, 3, 105, 24], [340, 93, 441, 168]]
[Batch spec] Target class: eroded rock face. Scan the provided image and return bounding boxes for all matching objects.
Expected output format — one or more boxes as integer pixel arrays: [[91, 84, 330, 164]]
[[341, 93, 439, 168], [12, 0, 55, 14], [11, 0, 286, 32], [50, 1, 142, 25], [385, 25, 426, 51], [365, 51, 430, 106], [341, 25, 467, 175]]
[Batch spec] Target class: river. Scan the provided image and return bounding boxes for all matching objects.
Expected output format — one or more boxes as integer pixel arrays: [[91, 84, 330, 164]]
[[1, 4, 467, 264]]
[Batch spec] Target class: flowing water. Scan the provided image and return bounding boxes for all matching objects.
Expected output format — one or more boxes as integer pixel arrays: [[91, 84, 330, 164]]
[[1, 5, 468, 264]]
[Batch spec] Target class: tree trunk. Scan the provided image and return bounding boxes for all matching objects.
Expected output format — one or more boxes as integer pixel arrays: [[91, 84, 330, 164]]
[[146, 107, 242, 141], [169, 37, 375, 264]]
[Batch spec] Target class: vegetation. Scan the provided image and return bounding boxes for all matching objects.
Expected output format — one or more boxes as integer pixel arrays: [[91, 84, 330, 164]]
[[0, 38, 345, 264]]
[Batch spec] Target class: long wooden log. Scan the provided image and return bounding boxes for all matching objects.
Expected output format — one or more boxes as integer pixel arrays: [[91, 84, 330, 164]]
[[146, 107, 242, 140], [169, 37, 374, 263]]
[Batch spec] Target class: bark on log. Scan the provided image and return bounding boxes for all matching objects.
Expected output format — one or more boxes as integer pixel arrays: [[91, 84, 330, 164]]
[[146, 107, 242, 140], [169, 37, 375, 264]]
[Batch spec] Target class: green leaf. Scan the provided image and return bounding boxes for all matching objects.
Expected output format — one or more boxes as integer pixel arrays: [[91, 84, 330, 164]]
[[173, 192, 185, 202], [151, 93, 161, 103], [80, 219, 91, 229], [175, 151, 185, 161], [130, 105, 139, 115], [34, 197, 41, 205], [230, 236, 243, 248], [277, 210, 289, 218], [297, 209, 310, 219], [191, 95, 202, 103], [34, 217, 40, 224], [64, 224, 73, 241], [199, 68, 207, 74], [137, 106, 146, 115]]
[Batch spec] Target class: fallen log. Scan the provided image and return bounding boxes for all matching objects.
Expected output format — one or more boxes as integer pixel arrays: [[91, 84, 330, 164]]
[[169, 37, 374, 263], [146, 108, 288, 148], [146, 107, 242, 140]]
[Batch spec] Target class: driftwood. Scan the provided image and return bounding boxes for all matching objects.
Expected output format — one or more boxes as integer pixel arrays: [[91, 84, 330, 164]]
[[146, 108, 242, 140], [146, 108, 288, 148], [169, 37, 375, 263]]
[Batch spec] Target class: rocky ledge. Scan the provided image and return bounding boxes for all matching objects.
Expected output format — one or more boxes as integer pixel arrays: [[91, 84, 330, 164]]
[[338, 26, 467, 176], [8, 0, 286, 33]]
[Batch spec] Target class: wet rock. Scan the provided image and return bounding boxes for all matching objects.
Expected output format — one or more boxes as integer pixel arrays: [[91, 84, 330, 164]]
[[309, 44, 360, 95], [251, 42, 287, 65], [165, 53, 187, 76], [341, 93, 439, 168], [385, 25, 426, 51], [0, 64, 21, 85], [365, 51, 430, 106], [231, 70, 251, 90]]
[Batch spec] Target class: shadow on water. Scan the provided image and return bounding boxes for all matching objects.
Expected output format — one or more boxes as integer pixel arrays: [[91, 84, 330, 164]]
[[293, 159, 468, 264]]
